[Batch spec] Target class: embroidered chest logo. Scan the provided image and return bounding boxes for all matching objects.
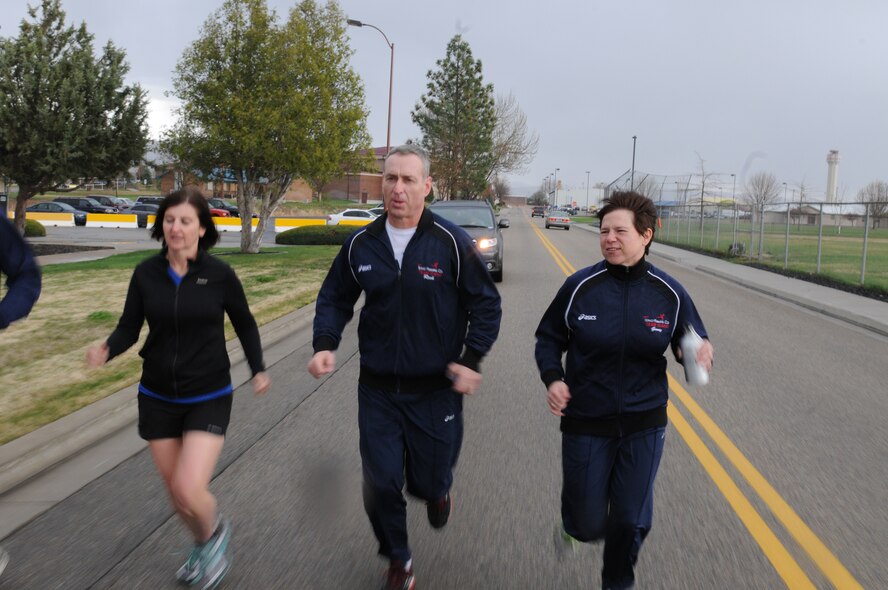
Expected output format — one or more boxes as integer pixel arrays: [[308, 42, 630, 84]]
[[196, 278, 208, 285], [357, 264, 372, 273], [577, 314, 597, 321], [417, 261, 444, 281], [643, 313, 670, 333]]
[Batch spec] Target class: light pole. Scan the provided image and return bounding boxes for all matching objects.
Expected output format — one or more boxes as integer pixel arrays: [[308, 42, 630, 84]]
[[554, 168, 559, 207], [731, 173, 737, 249], [347, 18, 394, 154], [630, 135, 637, 191], [585, 170, 590, 211]]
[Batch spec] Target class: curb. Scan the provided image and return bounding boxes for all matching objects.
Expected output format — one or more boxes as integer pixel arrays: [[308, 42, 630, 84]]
[[0, 304, 316, 496]]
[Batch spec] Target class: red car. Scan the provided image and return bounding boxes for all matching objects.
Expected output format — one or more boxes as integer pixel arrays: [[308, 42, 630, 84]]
[[210, 208, 230, 217]]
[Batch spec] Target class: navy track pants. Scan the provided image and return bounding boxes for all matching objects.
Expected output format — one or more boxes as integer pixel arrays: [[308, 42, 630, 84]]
[[358, 382, 463, 563], [561, 426, 666, 590]]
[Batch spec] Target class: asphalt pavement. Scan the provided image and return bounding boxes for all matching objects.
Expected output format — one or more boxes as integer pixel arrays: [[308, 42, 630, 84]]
[[2, 214, 887, 587]]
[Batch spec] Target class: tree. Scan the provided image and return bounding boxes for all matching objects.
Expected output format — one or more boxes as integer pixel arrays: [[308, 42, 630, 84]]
[[0, 0, 148, 231], [165, 0, 371, 252], [489, 176, 511, 204], [743, 171, 781, 257], [486, 92, 538, 182], [528, 188, 547, 206], [412, 35, 495, 200], [857, 180, 888, 228]]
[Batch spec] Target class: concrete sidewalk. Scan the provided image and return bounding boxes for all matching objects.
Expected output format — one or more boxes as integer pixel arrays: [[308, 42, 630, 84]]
[[2, 222, 887, 540]]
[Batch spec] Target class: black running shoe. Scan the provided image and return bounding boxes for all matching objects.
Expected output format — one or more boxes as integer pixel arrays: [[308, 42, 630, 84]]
[[426, 492, 451, 529]]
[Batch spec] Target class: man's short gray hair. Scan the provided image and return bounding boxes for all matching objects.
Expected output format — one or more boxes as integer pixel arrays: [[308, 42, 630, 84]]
[[385, 144, 431, 178]]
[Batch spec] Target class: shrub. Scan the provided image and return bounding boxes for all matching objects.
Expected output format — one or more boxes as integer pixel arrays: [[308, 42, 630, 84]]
[[24, 219, 46, 237], [276, 225, 359, 246]]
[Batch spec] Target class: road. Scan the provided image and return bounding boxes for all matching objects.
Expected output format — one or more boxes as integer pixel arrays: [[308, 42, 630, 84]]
[[2, 209, 887, 588]]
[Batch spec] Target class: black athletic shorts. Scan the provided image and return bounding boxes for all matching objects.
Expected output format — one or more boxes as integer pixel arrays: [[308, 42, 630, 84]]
[[137, 394, 233, 440]]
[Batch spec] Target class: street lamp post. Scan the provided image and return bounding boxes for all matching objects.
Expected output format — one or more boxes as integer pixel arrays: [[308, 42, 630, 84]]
[[630, 135, 637, 191], [585, 170, 590, 211], [730, 173, 737, 250], [554, 168, 559, 207], [347, 18, 394, 154]]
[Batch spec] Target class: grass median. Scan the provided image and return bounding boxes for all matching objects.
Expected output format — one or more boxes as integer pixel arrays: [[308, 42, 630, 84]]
[[0, 245, 338, 444]]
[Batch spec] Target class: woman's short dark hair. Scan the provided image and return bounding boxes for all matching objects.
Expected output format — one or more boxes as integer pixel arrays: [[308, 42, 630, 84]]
[[150, 186, 220, 251], [597, 191, 658, 255]]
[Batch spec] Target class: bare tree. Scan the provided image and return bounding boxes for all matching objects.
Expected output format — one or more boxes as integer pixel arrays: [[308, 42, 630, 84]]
[[743, 171, 781, 210], [743, 171, 781, 257], [490, 176, 511, 204], [857, 180, 888, 228], [528, 187, 547, 206], [485, 92, 539, 182]]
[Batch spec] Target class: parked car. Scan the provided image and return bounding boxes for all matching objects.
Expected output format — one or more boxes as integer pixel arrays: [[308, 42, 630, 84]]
[[123, 203, 159, 228], [545, 211, 572, 230], [53, 196, 116, 214], [326, 208, 379, 225], [531, 206, 546, 217], [368, 206, 385, 217], [135, 195, 165, 206], [209, 208, 230, 217], [27, 201, 87, 226], [112, 197, 135, 209], [87, 195, 125, 211], [207, 197, 240, 217], [428, 200, 508, 282]]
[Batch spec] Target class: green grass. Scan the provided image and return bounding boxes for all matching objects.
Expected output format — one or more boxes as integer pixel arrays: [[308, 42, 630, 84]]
[[657, 218, 888, 291], [0, 245, 338, 444]]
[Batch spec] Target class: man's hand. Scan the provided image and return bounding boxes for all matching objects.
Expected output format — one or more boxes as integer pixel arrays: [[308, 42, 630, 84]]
[[546, 380, 571, 417], [308, 350, 336, 379], [447, 362, 481, 395]]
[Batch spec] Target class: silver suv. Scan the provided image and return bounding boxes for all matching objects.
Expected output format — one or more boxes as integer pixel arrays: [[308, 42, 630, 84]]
[[428, 200, 509, 282]]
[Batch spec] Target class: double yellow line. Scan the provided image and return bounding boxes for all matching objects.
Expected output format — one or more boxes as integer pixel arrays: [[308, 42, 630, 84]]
[[531, 221, 862, 589]]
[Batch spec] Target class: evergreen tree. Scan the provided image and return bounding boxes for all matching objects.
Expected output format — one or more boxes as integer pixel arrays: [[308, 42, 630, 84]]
[[0, 0, 149, 230], [412, 35, 495, 200], [165, 0, 371, 253]]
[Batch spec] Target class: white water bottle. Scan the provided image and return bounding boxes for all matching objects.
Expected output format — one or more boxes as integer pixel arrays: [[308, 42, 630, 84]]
[[680, 324, 709, 386]]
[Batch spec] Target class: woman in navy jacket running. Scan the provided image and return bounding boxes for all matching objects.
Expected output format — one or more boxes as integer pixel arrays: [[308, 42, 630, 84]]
[[535, 191, 713, 590]]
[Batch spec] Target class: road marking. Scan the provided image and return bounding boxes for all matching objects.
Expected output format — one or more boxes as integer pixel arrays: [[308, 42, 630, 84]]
[[668, 375, 863, 589], [531, 220, 861, 588], [667, 403, 816, 589]]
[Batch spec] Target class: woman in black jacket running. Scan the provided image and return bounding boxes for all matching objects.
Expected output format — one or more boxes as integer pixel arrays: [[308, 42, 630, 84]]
[[87, 187, 269, 590]]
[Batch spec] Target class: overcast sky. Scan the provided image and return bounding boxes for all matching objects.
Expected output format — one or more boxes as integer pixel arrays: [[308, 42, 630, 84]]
[[3, 0, 886, 201]]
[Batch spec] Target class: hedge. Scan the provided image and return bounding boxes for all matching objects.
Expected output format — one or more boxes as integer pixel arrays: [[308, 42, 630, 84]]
[[24, 219, 46, 237], [275, 225, 361, 246]]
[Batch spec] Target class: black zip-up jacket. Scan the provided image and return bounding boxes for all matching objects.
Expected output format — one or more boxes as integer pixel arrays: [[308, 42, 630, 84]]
[[535, 259, 708, 436], [0, 217, 42, 330], [106, 251, 265, 400], [313, 209, 502, 392]]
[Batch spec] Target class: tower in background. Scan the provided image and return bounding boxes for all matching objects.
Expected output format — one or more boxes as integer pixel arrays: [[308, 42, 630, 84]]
[[826, 150, 840, 202]]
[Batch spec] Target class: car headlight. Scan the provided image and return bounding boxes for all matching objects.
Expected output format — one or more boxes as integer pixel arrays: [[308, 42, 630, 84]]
[[477, 238, 497, 249]]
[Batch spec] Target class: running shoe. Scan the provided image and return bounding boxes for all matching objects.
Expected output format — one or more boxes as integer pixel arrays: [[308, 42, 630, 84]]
[[426, 492, 451, 529], [199, 550, 230, 590], [554, 523, 581, 560], [176, 544, 203, 585], [381, 561, 415, 590], [203, 517, 231, 562]]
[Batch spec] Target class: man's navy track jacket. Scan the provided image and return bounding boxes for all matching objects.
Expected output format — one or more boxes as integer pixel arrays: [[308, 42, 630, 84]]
[[0, 217, 42, 330], [312, 209, 502, 391], [535, 259, 708, 431]]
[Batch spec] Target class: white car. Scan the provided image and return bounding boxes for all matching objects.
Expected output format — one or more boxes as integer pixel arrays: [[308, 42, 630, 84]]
[[326, 208, 379, 225]]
